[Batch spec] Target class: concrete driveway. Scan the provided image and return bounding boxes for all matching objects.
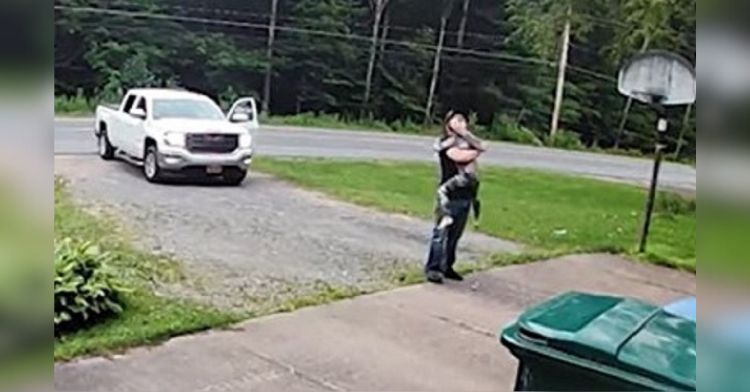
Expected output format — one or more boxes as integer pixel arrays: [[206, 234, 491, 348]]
[[55, 254, 696, 392]]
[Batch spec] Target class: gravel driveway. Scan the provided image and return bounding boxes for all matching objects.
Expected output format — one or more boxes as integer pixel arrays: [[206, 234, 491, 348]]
[[55, 156, 520, 310]]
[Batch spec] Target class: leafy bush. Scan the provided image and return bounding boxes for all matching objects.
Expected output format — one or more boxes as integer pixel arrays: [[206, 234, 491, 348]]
[[55, 89, 92, 115], [544, 130, 584, 150], [356, 115, 392, 132], [55, 238, 126, 334], [390, 119, 424, 134], [485, 115, 543, 146]]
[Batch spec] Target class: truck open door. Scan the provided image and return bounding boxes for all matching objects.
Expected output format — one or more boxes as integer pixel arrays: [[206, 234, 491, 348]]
[[227, 98, 259, 136]]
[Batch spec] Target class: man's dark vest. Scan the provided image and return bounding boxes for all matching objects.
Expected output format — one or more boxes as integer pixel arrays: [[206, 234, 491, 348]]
[[437, 145, 476, 201]]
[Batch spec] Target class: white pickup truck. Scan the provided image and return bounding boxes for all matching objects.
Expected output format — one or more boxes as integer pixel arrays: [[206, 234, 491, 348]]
[[94, 88, 258, 185]]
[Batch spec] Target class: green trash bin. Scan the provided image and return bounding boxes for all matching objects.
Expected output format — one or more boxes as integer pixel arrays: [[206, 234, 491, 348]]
[[500, 292, 695, 391]]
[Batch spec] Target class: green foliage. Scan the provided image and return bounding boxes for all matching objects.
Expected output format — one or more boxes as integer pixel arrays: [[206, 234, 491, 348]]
[[267, 112, 392, 132], [544, 130, 584, 149], [54, 291, 239, 361], [656, 192, 696, 216], [484, 114, 543, 146], [54, 0, 695, 155], [218, 86, 240, 111], [506, 0, 571, 60], [390, 118, 426, 134], [279, 0, 367, 113], [54, 238, 126, 335], [55, 89, 92, 114], [120, 53, 159, 90]]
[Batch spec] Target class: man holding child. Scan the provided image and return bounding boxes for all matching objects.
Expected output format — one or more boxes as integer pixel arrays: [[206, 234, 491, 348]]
[[424, 111, 486, 284]]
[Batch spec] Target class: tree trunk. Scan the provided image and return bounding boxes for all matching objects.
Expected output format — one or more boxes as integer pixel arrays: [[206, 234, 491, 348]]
[[262, 0, 279, 115], [613, 35, 652, 149], [673, 103, 693, 159], [379, 10, 390, 56], [363, 0, 388, 116], [424, 14, 449, 125], [549, 4, 572, 139], [613, 98, 633, 149], [457, 0, 471, 48]]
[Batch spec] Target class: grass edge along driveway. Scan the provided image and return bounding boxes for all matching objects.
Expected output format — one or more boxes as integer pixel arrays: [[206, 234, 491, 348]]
[[254, 158, 695, 271], [54, 179, 241, 361]]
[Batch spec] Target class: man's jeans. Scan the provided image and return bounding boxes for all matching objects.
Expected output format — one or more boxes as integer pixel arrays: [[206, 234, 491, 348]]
[[425, 199, 471, 273]]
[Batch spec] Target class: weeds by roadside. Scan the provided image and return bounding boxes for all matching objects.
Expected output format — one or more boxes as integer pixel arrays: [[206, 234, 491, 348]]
[[55, 91, 93, 116]]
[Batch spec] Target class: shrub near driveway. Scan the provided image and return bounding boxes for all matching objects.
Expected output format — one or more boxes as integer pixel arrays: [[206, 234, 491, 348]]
[[54, 180, 239, 360], [54, 238, 125, 335]]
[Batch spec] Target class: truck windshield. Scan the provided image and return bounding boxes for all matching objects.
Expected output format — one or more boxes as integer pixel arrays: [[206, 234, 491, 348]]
[[152, 99, 225, 120]]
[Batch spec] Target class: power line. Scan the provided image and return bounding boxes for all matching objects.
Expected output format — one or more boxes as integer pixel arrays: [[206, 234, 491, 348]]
[[59, 21, 566, 77], [73, 0, 516, 42], [55, 5, 617, 81]]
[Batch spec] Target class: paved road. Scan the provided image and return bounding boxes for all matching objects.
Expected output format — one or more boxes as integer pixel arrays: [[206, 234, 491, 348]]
[[55, 118, 696, 193], [55, 254, 696, 392]]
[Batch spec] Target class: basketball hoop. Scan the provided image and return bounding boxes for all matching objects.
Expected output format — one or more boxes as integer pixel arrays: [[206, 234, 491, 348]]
[[618, 50, 696, 106], [617, 50, 695, 254]]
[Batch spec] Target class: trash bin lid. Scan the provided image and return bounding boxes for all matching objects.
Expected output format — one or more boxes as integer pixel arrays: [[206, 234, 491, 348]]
[[514, 292, 696, 390], [663, 297, 696, 321]]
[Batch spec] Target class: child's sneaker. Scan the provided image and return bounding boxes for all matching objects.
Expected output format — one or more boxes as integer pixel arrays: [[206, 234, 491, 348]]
[[438, 215, 454, 229]]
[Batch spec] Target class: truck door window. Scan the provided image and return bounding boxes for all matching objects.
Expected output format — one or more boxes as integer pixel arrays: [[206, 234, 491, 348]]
[[135, 97, 148, 116], [122, 95, 136, 113], [233, 101, 255, 121]]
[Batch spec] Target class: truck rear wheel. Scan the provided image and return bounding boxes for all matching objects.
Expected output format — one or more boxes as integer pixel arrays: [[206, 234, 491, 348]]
[[143, 145, 164, 183], [98, 131, 115, 160]]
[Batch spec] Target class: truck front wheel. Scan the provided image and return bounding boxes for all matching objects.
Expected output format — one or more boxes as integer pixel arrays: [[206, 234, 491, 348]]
[[143, 145, 164, 183], [223, 169, 247, 186]]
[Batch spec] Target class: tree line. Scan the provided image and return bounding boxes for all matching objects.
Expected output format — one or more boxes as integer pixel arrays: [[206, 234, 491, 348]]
[[54, 0, 696, 158]]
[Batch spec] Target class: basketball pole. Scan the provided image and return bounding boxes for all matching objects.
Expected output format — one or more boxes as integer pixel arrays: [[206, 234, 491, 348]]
[[638, 99, 667, 253]]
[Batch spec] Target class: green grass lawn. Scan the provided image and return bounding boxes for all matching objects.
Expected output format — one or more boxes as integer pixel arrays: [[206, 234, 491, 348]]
[[701, 202, 750, 281], [54, 180, 241, 361], [54, 292, 237, 361], [255, 158, 696, 271]]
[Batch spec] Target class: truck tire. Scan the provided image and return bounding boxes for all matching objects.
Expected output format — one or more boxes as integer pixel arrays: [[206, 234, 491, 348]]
[[223, 169, 247, 186], [143, 145, 164, 183], [98, 131, 115, 160]]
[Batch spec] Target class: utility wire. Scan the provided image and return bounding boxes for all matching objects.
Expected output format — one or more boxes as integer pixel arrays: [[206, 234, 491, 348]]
[[55, 5, 617, 81]]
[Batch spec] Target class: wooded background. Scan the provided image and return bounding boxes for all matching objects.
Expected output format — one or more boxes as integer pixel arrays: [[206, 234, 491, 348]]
[[54, 0, 696, 158]]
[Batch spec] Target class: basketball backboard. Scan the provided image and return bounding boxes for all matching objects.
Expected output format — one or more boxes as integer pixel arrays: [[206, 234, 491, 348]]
[[618, 50, 696, 105]]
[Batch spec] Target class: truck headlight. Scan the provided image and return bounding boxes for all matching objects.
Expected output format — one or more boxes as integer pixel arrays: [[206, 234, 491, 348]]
[[239, 133, 253, 148], [164, 132, 185, 147]]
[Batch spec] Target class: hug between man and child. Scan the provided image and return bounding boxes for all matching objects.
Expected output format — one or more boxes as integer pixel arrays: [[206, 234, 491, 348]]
[[424, 111, 485, 284], [433, 118, 484, 229]]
